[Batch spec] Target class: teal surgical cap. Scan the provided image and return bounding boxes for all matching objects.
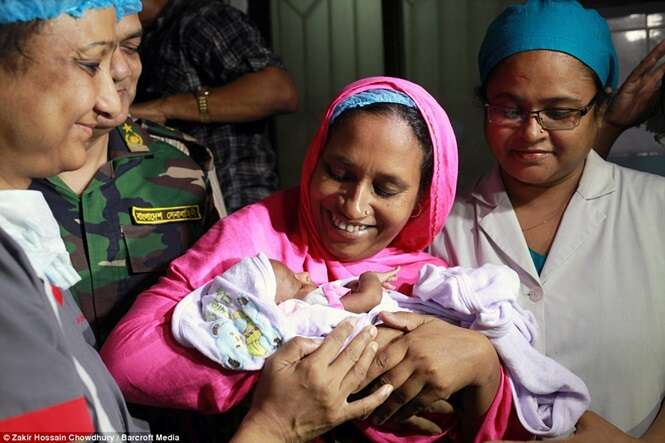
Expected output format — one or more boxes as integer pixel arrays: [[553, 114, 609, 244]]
[[0, 0, 142, 24], [115, 0, 142, 19], [478, 0, 619, 91]]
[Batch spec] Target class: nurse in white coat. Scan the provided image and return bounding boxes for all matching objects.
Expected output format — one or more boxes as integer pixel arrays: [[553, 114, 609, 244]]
[[431, 1, 665, 441]]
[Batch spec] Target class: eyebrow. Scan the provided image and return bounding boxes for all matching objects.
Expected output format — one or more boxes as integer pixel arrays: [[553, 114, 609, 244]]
[[489, 92, 585, 107], [81, 40, 115, 51], [120, 30, 143, 42]]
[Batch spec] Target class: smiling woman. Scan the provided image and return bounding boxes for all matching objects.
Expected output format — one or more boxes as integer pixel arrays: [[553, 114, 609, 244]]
[[309, 106, 425, 261], [0, 0, 144, 434], [432, 1, 665, 441], [102, 76, 529, 442], [0, 6, 120, 189]]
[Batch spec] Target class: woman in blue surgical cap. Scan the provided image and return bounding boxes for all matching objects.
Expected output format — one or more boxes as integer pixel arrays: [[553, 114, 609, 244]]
[[0, 3, 389, 438], [431, 1, 665, 441], [0, 0, 137, 433]]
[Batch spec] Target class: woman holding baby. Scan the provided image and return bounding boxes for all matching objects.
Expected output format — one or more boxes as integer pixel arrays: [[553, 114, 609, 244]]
[[102, 77, 519, 441]]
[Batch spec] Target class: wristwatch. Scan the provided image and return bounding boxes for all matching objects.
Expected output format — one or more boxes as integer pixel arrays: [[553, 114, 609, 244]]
[[195, 86, 211, 123]]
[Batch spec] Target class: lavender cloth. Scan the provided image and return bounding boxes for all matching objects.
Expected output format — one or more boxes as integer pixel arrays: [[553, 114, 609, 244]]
[[392, 263, 590, 437], [172, 254, 589, 436], [171, 253, 400, 370]]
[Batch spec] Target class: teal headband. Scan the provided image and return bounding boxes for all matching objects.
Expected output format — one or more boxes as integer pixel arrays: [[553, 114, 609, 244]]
[[479, 0, 619, 91], [0, 0, 142, 24], [331, 89, 417, 123]]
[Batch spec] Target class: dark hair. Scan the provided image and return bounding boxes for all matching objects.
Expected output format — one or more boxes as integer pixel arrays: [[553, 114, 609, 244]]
[[476, 59, 611, 112], [0, 20, 43, 73], [328, 103, 434, 195]]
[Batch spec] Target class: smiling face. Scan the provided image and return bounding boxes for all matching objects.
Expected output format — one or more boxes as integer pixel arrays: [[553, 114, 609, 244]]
[[0, 8, 119, 189], [309, 111, 423, 261], [95, 13, 143, 132], [484, 50, 602, 189]]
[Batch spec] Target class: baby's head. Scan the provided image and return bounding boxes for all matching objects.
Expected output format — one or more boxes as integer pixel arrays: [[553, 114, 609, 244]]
[[269, 260, 317, 304]]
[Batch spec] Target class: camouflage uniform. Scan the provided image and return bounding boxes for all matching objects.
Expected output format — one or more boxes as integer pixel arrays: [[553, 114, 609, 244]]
[[31, 118, 225, 345]]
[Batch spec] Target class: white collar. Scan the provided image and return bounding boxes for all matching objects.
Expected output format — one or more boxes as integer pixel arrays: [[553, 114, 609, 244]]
[[0, 190, 80, 289], [470, 150, 616, 208]]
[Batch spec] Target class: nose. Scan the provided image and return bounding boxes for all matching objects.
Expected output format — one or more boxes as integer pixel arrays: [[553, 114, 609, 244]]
[[111, 49, 131, 85], [94, 60, 122, 120], [339, 182, 371, 220], [520, 112, 547, 142]]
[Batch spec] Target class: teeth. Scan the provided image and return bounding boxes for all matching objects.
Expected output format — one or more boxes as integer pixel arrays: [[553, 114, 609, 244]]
[[331, 213, 368, 233]]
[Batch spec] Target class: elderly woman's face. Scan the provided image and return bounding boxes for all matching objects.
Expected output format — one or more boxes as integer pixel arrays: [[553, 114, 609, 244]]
[[484, 50, 601, 188], [309, 111, 423, 261], [0, 8, 119, 188]]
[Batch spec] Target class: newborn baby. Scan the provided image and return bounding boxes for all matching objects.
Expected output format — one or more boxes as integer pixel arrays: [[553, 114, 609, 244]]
[[269, 259, 399, 313], [172, 252, 401, 372], [172, 252, 591, 437]]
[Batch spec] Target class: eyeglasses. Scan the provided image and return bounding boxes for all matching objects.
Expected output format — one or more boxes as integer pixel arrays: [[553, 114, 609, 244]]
[[484, 95, 597, 131]]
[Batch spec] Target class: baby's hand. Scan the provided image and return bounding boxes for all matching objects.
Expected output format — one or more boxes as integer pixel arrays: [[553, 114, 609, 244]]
[[367, 267, 400, 290]]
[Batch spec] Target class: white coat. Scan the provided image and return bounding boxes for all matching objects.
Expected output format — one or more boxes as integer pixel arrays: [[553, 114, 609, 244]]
[[431, 150, 665, 437]]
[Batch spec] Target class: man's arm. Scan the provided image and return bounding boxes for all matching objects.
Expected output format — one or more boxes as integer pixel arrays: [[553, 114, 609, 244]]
[[131, 67, 298, 124], [594, 38, 665, 159]]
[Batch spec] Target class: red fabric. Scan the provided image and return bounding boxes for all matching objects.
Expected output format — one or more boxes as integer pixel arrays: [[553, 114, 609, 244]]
[[0, 397, 93, 433], [51, 286, 64, 306]]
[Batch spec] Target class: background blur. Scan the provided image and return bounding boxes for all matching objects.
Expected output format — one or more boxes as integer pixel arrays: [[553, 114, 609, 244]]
[[234, 0, 665, 189]]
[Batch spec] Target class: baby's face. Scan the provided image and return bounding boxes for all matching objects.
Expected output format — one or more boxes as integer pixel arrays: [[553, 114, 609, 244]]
[[270, 260, 317, 303]]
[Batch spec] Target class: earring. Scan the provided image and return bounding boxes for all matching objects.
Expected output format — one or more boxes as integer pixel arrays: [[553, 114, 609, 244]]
[[410, 203, 423, 219], [363, 209, 370, 216]]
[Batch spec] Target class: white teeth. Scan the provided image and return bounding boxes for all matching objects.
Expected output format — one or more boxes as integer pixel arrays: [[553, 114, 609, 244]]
[[331, 213, 368, 233]]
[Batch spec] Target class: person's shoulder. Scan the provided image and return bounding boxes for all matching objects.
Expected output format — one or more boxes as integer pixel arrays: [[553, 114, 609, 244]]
[[212, 188, 297, 238], [0, 228, 42, 294], [197, 2, 248, 20], [607, 159, 665, 198], [133, 118, 213, 165], [183, 1, 250, 27]]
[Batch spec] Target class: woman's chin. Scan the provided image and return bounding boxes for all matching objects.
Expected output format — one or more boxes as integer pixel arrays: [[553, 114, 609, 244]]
[[58, 149, 88, 173]]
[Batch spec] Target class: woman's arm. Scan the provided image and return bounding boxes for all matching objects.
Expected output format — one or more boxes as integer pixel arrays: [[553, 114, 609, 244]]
[[231, 322, 393, 443], [100, 206, 279, 412]]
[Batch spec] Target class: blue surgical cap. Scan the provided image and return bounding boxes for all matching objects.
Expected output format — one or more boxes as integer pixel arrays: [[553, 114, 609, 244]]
[[115, 0, 142, 19], [0, 0, 141, 24], [478, 0, 619, 91], [331, 89, 417, 123]]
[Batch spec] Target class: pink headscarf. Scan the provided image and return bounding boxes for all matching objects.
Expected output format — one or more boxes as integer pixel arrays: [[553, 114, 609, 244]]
[[296, 76, 459, 290], [301, 76, 458, 254]]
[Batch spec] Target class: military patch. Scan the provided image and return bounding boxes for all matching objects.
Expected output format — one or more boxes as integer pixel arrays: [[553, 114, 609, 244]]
[[122, 123, 149, 152], [131, 205, 202, 224]]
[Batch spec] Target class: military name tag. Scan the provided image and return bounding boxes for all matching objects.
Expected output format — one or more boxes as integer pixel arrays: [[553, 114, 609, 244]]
[[131, 205, 202, 225]]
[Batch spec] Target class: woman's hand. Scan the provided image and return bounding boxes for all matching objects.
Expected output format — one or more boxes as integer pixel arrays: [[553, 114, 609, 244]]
[[489, 411, 640, 443], [231, 321, 394, 443], [361, 312, 501, 438], [596, 38, 665, 158]]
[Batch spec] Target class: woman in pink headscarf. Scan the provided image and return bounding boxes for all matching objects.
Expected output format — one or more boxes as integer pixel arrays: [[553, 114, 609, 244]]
[[102, 77, 521, 442]]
